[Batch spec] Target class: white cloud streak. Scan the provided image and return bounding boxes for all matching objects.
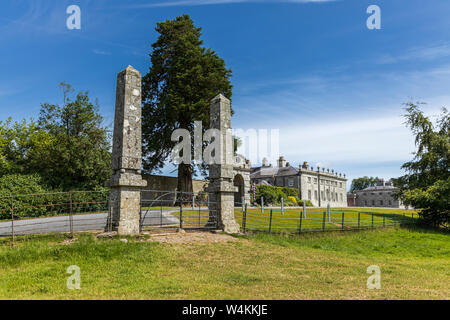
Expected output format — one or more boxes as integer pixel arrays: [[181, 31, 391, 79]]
[[378, 43, 450, 64], [124, 0, 336, 8]]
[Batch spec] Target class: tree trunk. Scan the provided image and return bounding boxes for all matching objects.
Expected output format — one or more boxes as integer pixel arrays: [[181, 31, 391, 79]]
[[177, 163, 193, 206]]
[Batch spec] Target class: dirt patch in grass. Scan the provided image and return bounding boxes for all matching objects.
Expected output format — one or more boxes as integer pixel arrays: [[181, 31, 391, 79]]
[[146, 230, 239, 244], [59, 237, 78, 246]]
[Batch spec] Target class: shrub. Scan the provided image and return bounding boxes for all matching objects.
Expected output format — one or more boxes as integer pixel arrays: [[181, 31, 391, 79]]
[[255, 185, 285, 205], [281, 187, 298, 198], [0, 174, 49, 219], [255, 185, 313, 207], [299, 199, 314, 207], [287, 196, 298, 206]]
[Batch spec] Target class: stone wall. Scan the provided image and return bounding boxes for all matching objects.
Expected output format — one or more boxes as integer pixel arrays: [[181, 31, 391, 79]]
[[142, 174, 208, 193]]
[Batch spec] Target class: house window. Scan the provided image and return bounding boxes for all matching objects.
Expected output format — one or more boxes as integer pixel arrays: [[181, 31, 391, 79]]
[[339, 182, 343, 188], [371, 200, 375, 206], [314, 178, 317, 184], [308, 190, 312, 200], [380, 200, 383, 206], [321, 191, 324, 199], [389, 200, 392, 206], [340, 193, 343, 202], [308, 177, 311, 183], [288, 178, 294, 187], [314, 190, 318, 200], [364, 200, 367, 206]]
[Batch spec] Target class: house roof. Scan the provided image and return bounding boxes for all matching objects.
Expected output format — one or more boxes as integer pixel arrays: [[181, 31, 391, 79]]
[[250, 165, 299, 179], [359, 185, 397, 192]]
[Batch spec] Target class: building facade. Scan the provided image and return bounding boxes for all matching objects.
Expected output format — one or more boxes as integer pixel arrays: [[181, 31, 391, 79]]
[[250, 157, 348, 207], [353, 179, 405, 208]]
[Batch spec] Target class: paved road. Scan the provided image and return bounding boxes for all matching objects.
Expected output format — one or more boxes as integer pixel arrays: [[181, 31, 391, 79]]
[[0, 209, 180, 236]]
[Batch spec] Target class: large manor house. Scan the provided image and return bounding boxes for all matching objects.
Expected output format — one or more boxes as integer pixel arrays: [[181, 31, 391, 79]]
[[250, 156, 348, 207], [144, 155, 404, 209]]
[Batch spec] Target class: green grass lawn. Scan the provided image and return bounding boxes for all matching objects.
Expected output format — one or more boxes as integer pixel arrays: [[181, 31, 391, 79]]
[[0, 225, 448, 300]]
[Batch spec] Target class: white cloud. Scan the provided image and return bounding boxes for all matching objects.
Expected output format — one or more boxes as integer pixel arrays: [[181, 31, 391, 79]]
[[93, 49, 112, 55], [378, 43, 450, 64]]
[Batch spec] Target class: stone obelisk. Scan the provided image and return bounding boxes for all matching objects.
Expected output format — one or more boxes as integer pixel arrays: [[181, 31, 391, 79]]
[[106, 66, 147, 235], [208, 94, 240, 234]]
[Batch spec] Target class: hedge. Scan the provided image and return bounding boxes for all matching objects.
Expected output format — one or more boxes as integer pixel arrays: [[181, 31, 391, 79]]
[[253, 185, 312, 206]]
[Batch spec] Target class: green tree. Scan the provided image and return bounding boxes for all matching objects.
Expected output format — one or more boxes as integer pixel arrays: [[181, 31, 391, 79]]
[[350, 176, 379, 193], [0, 118, 52, 177], [36, 83, 112, 190], [142, 14, 233, 194], [393, 103, 449, 229]]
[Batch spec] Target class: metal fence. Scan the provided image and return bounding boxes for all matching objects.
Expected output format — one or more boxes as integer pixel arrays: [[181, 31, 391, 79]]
[[0, 189, 220, 246], [0, 190, 419, 247], [139, 190, 218, 231], [0, 191, 109, 245], [236, 205, 418, 234]]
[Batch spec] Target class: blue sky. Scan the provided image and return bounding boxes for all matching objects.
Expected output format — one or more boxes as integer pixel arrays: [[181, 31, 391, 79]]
[[1, 0, 450, 186]]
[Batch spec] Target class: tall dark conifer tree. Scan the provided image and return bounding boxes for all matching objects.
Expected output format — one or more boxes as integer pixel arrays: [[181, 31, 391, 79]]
[[142, 15, 232, 194]]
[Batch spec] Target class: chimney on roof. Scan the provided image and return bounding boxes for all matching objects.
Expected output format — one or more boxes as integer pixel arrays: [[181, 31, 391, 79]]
[[278, 156, 286, 168], [262, 157, 269, 167]]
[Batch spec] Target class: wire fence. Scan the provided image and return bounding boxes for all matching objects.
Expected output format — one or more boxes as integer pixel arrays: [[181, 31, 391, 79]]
[[0, 189, 220, 247], [235, 205, 419, 234], [139, 190, 218, 231], [0, 191, 109, 246]]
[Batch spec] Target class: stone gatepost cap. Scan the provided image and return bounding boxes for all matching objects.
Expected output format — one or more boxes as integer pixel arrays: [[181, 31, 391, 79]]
[[120, 65, 141, 76], [211, 93, 230, 103]]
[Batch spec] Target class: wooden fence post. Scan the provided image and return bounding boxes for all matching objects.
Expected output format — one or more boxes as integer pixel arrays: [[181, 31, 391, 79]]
[[298, 211, 303, 235], [269, 209, 273, 233], [179, 198, 183, 229], [303, 202, 306, 219], [243, 204, 247, 233], [10, 196, 14, 248], [69, 192, 74, 238], [261, 197, 264, 214], [322, 212, 326, 232]]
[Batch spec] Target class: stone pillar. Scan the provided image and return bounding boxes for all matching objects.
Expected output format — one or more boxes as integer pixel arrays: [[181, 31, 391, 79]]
[[208, 94, 240, 234], [105, 66, 147, 235]]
